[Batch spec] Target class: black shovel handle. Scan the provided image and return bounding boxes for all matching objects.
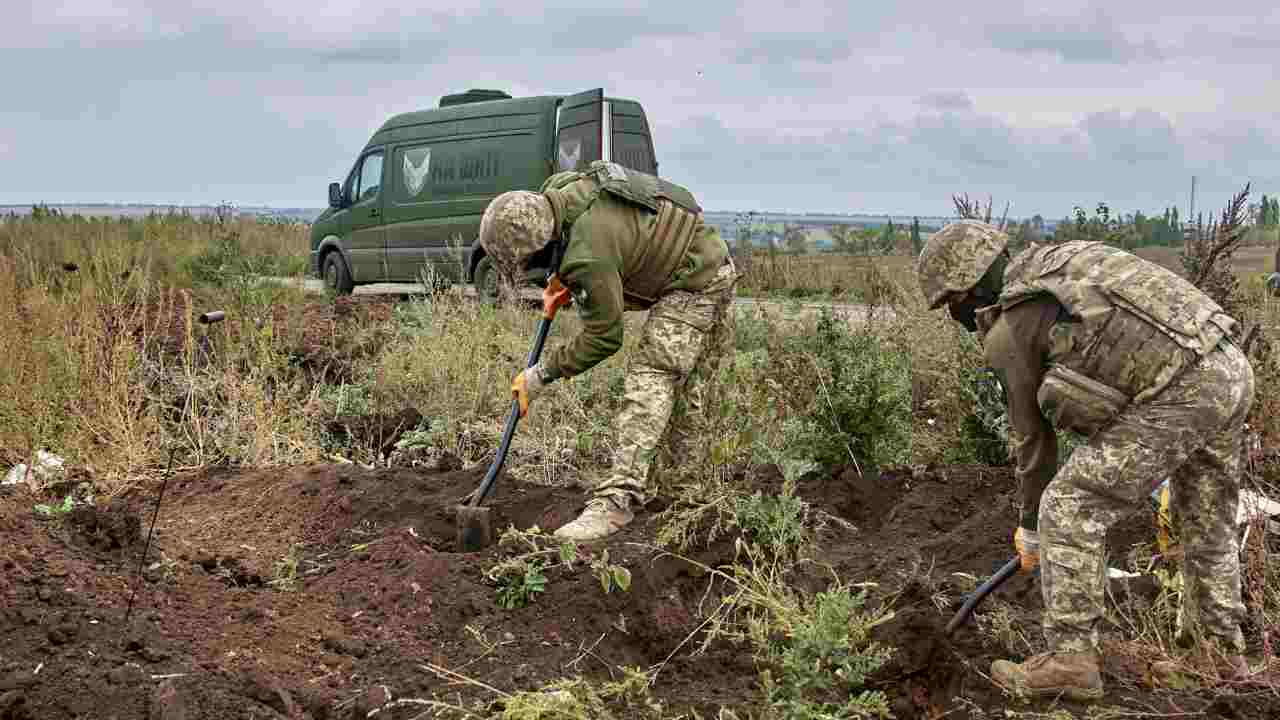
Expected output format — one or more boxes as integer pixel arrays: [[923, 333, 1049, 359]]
[[468, 314, 555, 507], [945, 556, 1021, 636]]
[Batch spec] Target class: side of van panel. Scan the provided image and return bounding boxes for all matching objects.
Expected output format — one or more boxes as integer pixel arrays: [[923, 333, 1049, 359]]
[[311, 90, 657, 295], [378, 104, 556, 282]]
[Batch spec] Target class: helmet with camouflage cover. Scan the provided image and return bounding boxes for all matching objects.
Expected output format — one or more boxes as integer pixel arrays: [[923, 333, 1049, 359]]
[[478, 190, 556, 281], [915, 219, 1010, 309]]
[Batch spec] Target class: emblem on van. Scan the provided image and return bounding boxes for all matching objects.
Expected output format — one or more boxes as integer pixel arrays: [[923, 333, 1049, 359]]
[[403, 148, 431, 196], [557, 139, 581, 171]]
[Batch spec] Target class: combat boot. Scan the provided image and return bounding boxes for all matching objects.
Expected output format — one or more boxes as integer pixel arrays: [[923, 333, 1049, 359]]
[[991, 652, 1104, 701], [553, 495, 634, 542]]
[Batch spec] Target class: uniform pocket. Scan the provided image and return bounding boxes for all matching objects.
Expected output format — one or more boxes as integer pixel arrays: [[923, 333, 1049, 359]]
[[1037, 364, 1130, 436]]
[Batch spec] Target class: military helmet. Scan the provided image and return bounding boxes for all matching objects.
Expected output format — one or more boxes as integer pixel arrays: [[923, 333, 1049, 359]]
[[478, 190, 556, 281], [915, 219, 1010, 309]]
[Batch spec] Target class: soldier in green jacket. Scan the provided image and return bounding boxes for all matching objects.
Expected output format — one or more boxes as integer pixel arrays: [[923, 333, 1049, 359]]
[[477, 161, 737, 541], [917, 220, 1256, 699]]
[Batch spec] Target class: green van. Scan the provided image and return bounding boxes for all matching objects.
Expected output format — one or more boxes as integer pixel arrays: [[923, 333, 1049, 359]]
[[310, 88, 660, 297]]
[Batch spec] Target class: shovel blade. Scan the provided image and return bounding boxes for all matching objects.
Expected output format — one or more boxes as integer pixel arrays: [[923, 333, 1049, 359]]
[[455, 504, 494, 552]]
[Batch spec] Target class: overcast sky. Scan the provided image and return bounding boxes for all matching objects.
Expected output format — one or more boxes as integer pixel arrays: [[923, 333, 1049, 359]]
[[3, 1, 1278, 218]]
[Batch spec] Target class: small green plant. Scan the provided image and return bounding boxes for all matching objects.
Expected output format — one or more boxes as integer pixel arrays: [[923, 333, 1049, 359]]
[[490, 557, 549, 609], [733, 485, 810, 561], [590, 549, 632, 594], [34, 494, 75, 518], [485, 526, 574, 609], [776, 309, 912, 469], [392, 422, 435, 453], [759, 587, 895, 719]]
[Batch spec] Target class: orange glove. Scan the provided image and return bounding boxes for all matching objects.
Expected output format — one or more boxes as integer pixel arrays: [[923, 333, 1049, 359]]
[[511, 364, 546, 418], [1014, 527, 1040, 573], [542, 275, 572, 320]]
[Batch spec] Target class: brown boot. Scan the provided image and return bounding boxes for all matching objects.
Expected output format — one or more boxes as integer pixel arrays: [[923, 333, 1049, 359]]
[[553, 496, 635, 542], [991, 652, 1104, 701]]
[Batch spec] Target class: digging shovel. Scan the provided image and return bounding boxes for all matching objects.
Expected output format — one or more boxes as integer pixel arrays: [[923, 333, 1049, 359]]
[[944, 555, 1021, 636], [455, 273, 571, 552]]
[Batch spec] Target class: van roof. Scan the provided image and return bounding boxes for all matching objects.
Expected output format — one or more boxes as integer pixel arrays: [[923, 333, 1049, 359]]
[[375, 95, 561, 136]]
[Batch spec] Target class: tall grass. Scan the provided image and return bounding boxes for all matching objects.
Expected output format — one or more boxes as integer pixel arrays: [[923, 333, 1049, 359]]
[[0, 211, 1010, 499], [0, 213, 317, 492], [733, 250, 914, 302]]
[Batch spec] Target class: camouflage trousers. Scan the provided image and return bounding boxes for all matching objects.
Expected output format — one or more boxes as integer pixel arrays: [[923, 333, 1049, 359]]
[[593, 258, 738, 505], [1039, 339, 1255, 655]]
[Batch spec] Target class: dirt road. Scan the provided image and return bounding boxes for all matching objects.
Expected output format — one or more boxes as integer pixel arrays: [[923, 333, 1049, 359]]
[[265, 277, 898, 323]]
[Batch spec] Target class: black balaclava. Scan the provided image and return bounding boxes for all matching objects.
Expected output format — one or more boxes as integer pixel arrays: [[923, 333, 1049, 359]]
[[949, 251, 1009, 332]]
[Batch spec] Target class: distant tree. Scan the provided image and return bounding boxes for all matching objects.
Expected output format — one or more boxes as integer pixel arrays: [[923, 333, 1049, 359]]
[[910, 217, 923, 255], [875, 218, 896, 254]]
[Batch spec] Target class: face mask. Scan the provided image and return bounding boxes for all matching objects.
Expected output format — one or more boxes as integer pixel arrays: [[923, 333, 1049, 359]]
[[949, 299, 978, 332]]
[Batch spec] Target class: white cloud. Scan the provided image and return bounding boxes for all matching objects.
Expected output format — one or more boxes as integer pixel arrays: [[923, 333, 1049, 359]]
[[2, 0, 1278, 215]]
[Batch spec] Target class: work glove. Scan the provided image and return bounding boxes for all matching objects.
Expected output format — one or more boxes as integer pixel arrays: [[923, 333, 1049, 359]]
[[511, 363, 547, 418], [1014, 527, 1040, 573], [542, 275, 573, 320]]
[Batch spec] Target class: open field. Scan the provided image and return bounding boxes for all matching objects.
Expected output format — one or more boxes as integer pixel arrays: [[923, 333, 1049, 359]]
[[2, 213, 1280, 719], [1135, 244, 1276, 275]]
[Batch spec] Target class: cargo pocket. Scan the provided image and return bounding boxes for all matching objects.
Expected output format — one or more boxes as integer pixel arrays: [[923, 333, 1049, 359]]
[[1043, 544, 1106, 609], [1037, 364, 1130, 437]]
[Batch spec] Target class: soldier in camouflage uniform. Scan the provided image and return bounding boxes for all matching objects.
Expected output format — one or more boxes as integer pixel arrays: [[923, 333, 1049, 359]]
[[916, 220, 1256, 700], [478, 161, 737, 542]]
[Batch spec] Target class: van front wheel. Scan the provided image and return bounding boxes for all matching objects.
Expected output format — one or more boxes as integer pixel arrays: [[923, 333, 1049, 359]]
[[323, 251, 354, 295], [473, 255, 499, 303]]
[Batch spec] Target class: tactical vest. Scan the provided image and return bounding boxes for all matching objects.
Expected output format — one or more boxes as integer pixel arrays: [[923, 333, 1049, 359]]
[[543, 161, 703, 305], [1000, 241, 1238, 434]]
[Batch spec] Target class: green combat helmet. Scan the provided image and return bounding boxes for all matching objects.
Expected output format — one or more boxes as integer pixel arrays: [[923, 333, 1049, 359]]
[[915, 219, 1010, 309], [478, 190, 556, 283]]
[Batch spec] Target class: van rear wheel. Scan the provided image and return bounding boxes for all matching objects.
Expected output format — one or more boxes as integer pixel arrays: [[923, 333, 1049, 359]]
[[473, 255, 499, 303], [323, 251, 354, 295]]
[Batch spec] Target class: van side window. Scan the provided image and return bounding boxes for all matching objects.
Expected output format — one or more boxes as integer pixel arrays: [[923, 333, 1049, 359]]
[[356, 152, 384, 203]]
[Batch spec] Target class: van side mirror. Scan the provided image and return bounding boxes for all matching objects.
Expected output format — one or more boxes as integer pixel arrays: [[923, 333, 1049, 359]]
[[328, 182, 343, 209]]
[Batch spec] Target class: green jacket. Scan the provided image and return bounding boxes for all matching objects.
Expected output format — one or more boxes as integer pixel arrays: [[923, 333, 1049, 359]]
[[538, 170, 728, 381]]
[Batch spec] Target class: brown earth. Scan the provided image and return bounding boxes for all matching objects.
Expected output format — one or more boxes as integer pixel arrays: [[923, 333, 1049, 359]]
[[3, 458, 1279, 719]]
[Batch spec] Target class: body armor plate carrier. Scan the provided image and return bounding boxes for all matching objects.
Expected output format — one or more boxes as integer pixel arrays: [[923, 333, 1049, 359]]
[[1000, 241, 1238, 435]]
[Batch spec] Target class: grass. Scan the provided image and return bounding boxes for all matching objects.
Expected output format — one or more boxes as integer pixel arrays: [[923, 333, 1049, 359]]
[[732, 251, 914, 302]]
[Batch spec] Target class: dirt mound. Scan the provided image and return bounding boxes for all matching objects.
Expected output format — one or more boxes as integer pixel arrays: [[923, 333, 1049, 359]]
[[797, 464, 1021, 586], [0, 457, 1245, 720], [867, 579, 1007, 719], [0, 461, 758, 719]]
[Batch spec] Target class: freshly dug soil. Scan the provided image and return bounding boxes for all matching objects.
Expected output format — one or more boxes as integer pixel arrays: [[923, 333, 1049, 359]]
[[3, 459, 1276, 719]]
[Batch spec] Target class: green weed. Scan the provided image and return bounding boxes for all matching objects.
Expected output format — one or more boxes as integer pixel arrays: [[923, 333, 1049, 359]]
[[33, 494, 75, 518], [491, 558, 549, 609], [591, 549, 632, 594]]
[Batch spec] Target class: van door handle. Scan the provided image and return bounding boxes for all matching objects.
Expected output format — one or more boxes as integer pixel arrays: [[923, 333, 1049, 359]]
[[371, 208, 381, 217]]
